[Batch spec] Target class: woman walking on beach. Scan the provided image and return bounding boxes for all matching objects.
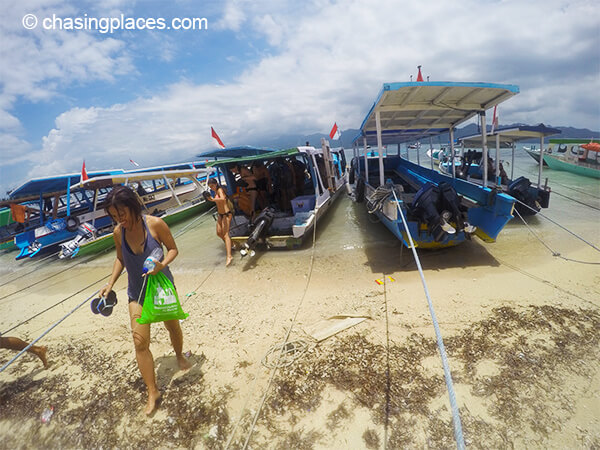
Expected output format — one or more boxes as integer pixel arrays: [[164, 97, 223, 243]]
[[206, 178, 233, 266], [99, 185, 190, 416]]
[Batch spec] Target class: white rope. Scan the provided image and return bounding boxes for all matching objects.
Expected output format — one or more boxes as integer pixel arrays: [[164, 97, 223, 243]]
[[390, 188, 465, 450]]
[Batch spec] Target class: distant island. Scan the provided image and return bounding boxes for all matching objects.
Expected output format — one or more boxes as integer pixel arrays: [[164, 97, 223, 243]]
[[251, 124, 600, 149]]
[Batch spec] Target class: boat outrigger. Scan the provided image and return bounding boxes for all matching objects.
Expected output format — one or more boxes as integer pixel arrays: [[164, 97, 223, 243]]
[[206, 140, 346, 254], [443, 124, 561, 215], [349, 70, 519, 249]]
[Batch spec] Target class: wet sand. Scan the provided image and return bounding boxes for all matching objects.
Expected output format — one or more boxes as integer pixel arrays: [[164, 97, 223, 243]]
[[0, 157, 599, 449]]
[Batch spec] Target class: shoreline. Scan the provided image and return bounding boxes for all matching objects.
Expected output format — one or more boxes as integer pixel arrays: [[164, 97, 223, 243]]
[[1, 192, 599, 448]]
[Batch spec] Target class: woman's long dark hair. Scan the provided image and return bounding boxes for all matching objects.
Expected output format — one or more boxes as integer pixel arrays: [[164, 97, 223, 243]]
[[104, 185, 142, 220]]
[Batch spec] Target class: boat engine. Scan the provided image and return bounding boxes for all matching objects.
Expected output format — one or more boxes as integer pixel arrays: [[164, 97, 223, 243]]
[[59, 222, 97, 259], [240, 207, 275, 257], [507, 176, 540, 214], [411, 182, 475, 242]]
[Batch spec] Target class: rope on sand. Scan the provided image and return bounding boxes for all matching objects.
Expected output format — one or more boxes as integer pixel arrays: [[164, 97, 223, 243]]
[[0, 207, 217, 369], [0, 289, 100, 373], [514, 199, 600, 259], [390, 188, 466, 450], [225, 208, 319, 450]]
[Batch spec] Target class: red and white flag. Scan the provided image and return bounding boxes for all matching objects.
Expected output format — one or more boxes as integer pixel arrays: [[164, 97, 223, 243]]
[[491, 105, 499, 134], [81, 160, 89, 183], [129, 159, 140, 167], [211, 127, 225, 149], [329, 122, 339, 140]]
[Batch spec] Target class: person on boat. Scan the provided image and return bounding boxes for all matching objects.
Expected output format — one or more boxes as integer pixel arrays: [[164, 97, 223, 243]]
[[98, 185, 190, 416], [205, 178, 234, 267], [231, 164, 258, 217], [0, 333, 48, 368], [251, 161, 272, 210]]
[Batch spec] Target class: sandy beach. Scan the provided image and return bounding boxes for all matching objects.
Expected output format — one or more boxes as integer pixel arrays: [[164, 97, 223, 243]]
[[0, 167, 599, 448]]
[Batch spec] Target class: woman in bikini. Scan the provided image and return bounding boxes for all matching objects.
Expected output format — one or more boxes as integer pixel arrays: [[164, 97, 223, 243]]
[[99, 185, 190, 416], [206, 178, 233, 266]]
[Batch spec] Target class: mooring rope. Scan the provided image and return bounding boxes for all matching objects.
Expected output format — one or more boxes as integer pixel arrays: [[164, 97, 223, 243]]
[[225, 207, 319, 450], [0, 206, 217, 369], [514, 199, 600, 253], [0, 289, 100, 373], [513, 209, 600, 265], [550, 190, 600, 212], [390, 188, 465, 450]]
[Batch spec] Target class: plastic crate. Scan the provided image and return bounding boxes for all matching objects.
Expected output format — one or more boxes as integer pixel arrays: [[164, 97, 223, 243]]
[[291, 195, 315, 215]]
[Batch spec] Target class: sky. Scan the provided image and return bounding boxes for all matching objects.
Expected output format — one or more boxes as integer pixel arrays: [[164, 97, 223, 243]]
[[1, 0, 599, 196]]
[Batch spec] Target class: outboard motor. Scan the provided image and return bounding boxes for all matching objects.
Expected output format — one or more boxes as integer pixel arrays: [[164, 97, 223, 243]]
[[412, 183, 452, 242], [59, 222, 97, 259], [412, 182, 475, 242], [240, 207, 275, 257], [507, 176, 539, 213]]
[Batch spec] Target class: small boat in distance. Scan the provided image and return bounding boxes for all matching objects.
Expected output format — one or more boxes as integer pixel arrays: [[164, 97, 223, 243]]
[[543, 138, 600, 179], [448, 124, 561, 216], [206, 139, 346, 255]]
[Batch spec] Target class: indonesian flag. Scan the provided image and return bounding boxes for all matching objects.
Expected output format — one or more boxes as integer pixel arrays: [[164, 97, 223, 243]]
[[329, 122, 339, 140], [491, 105, 499, 134], [129, 159, 140, 167], [211, 127, 225, 149], [81, 160, 89, 183]]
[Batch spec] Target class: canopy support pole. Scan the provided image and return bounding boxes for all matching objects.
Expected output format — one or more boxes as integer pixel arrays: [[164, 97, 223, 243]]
[[495, 133, 500, 186], [480, 112, 488, 188], [511, 143, 515, 181], [450, 127, 456, 179], [538, 135, 544, 187], [376, 110, 384, 187], [429, 137, 434, 171], [363, 136, 369, 183]]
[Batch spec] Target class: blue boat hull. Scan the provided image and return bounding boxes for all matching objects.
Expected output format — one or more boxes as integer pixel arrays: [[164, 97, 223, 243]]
[[357, 156, 515, 249]]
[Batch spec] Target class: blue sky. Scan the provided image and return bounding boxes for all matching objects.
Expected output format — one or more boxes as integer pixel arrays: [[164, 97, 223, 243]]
[[1, 0, 599, 196]]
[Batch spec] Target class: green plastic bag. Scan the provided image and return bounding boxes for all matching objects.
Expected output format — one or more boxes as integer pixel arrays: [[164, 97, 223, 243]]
[[137, 272, 189, 324]]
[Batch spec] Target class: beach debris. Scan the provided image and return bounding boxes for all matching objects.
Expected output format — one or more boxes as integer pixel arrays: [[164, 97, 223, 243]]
[[304, 315, 371, 342], [262, 340, 309, 368], [184, 350, 192, 358], [185, 291, 196, 298], [40, 406, 54, 424], [375, 276, 395, 285]]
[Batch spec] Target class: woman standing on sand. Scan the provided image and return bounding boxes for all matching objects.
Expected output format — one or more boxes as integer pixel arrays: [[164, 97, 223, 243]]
[[99, 185, 190, 416], [205, 178, 233, 266]]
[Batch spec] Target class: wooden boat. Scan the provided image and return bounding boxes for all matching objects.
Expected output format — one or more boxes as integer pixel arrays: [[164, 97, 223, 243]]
[[444, 124, 561, 215], [348, 74, 519, 249], [57, 167, 213, 258], [542, 139, 600, 179], [206, 140, 346, 253], [0, 169, 125, 256]]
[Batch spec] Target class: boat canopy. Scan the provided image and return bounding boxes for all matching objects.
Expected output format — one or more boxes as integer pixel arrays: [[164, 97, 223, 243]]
[[6, 170, 125, 202], [71, 168, 208, 190], [197, 146, 276, 159], [126, 161, 207, 173], [459, 124, 561, 148], [353, 81, 519, 146], [205, 148, 299, 167]]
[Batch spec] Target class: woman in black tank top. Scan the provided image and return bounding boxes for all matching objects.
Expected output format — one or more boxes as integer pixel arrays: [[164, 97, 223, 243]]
[[99, 185, 191, 416]]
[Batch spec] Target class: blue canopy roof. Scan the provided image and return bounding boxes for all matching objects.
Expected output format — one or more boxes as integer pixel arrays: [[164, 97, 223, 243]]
[[8, 169, 124, 201], [353, 81, 520, 145], [197, 145, 276, 159]]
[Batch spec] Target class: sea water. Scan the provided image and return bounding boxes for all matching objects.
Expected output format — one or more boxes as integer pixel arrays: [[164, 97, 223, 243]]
[[0, 143, 598, 296]]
